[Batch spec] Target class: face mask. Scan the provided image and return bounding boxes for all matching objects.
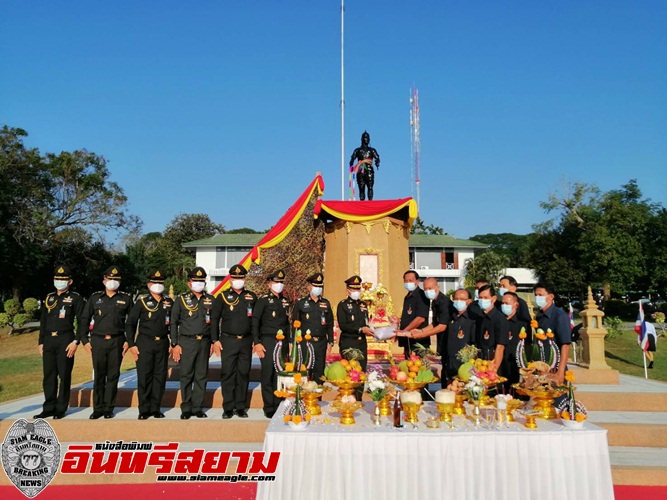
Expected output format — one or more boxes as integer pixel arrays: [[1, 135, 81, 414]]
[[271, 283, 284, 294], [105, 280, 120, 291], [190, 282, 206, 293], [478, 298, 492, 310], [424, 289, 437, 300], [54, 280, 69, 291], [149, 283, 165, 294], [535, 295, 548, 308], [501, 304, 514, 316], [498, 287, 508, 297], [453, 300, 467, 312], [311, 286, 323, 297], [404, 282, 417, 292], [350, 291, 361, 301], [231, 279, 245, 290]]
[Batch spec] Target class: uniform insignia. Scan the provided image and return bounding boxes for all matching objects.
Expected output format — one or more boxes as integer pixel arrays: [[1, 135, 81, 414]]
[[117, 300, 126, 305], [63, 297, 72, 303], [303, 301, 310, 309], [353, 277, 360, 284], [269, 299, 274, 304], [203, 299, 212, 305], [272, 311, 276, 317], [57, 266, 65, 273], [155, 271, 161, 277], [196, 269, 203, 277], [351, 315, 355, 321], [509, 332, 513, 340], [306, 313, 309, 320], [112, 268, 118, 274], [1, 419, 60, 498], [484, 331, 489, 340], [458, 330, 464, 339], [244, 294, 253, 299], [407, 307, 412, 315], [163, 303, 169, 309], [147, 301, 153, 306], [319, 303, 328, 309], [148, 312, 152, 318], [278, 271, 284, 278], [228, 295, 234, 300]]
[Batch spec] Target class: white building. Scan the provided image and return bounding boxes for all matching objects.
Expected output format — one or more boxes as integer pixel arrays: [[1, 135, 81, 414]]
[[184, 233, 488, 293]]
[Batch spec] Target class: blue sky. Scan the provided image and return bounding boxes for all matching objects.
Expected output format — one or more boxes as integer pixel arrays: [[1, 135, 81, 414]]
[[2, 1, 665, 240]]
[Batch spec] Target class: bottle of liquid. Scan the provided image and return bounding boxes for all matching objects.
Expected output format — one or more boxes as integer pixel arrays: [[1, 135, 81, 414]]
[[393, 394, 403, 428]]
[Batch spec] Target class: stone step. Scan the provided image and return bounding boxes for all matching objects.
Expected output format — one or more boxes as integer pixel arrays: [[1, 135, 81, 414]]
[[166, 363, 262, 382], [578, 391, 667, 412], [609, 447, 667, 486]]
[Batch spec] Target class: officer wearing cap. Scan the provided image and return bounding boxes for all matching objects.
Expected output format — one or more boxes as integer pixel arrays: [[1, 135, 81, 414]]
[[292, 272, 334, 383], [336, 275, 373, 374], [125, 270, 174, 420], [34, 265, 84, 419], [213, 264, 257, 419], [78, 266, 133, 419], [252, 269, 290, 418], [170, 267, 221, 419]]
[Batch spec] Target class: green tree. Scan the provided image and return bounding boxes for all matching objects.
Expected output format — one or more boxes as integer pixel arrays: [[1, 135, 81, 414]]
[[468, 233, 530, 267], [463, 251, 510, 287], [227, 227, 263, 234], [410, 217, 445, 235]]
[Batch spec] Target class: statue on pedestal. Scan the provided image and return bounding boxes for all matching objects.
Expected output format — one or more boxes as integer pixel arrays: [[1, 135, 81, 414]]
[[349, 131, 381, 201]]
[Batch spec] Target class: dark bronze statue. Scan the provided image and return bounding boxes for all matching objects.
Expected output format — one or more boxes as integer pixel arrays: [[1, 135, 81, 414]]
[[349, 131, 381, 201]]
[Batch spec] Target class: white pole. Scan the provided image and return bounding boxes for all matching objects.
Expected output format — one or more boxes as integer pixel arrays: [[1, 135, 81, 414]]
[[340, 0, 345, 200], [643, 351, 648, 379]]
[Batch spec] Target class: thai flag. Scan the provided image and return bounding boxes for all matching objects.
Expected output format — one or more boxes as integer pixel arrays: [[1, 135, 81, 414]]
[[569, 302, 575, 330], [635, 301, 649, 351]]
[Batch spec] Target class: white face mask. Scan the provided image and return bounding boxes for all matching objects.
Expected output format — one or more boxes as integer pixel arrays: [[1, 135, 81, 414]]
[[404, 282, 417, 292], [190, 281, 206, 293], [149, 283, 165, 294], [271, 283, 284, 294], [311, 286, 323, 297], [350, 291, 361, 301], [54, 280, 69, 291], [105, 280, 120, 291], [424, 289, 437, 300], [231, 279, 245, 290]]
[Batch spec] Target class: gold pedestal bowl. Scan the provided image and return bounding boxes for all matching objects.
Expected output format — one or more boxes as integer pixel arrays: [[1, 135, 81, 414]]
[[513, 385, 566, 420], [331, 401, 363, 425]]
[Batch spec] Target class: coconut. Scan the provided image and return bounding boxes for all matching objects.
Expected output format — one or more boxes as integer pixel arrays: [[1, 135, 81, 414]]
[[435, 390, 455, 404], [400, 391, 422, 405]]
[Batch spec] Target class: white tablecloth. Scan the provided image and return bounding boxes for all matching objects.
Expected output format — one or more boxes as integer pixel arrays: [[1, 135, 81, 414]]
[[256, 401, 613, 500]]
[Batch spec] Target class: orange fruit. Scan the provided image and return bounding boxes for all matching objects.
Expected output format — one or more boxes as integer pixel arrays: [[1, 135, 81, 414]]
[[409, 365, 419, 373], [408, 372, 417, 379]]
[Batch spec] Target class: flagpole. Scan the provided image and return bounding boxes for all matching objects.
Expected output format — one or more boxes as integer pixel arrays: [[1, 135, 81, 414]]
[[643, 351, 648, 379], [340, 0, 345, 200]]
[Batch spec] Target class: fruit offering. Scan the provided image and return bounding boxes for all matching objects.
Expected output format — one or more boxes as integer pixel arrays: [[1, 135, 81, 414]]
[[389, 354, 435, 383], [446, 378, 466, 393], [323, 359, 367, 383]]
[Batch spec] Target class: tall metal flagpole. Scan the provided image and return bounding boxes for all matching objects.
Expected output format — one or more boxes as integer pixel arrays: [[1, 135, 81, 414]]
[[340, 0, 345, 200]]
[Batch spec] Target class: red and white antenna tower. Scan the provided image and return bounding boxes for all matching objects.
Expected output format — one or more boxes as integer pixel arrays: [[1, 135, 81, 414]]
[[409, 85, 421, 207]]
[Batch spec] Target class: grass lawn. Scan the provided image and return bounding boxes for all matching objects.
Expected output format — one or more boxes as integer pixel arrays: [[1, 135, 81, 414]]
[[601, 322, 666, 382], [0, 327, 137, 404]]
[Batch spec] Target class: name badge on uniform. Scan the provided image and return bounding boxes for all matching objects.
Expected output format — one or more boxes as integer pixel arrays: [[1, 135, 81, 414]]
[[484, 331, 489, 340], [407, 307, 412, 315], [59, 307, 66, 319], [247, 305, 253, 317], [457, 330, 464, 339]]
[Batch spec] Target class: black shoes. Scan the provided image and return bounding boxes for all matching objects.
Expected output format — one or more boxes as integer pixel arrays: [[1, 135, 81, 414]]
[[33, 411, 54, 419], [89, 411, 104, 420], [649, 361, 654, 369], [222, 410, 234, 419], [235, 409, 249, 418], [104, 411, 114, 419], [53, 412, 66, 419], [138, 413, 151, 420], [180, 412, 192, 420], [264, 410, 275, 419], [153, 412, 165, 419], [194, 411, 207, 418]]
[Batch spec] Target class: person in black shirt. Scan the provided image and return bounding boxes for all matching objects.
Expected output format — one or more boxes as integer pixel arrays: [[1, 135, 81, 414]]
[[404, 277, 451, 347], [499, 291, 528, 389], [393, 270, 429, 358], [126, 270, 173, 420], [336, 275, 373, 399], [79, 266, 133, 419], [497, 275, 532, 328], [292, 272, 334, 384], [214, 264, 257, 419], [534, 283, 571, 384], [170, 267, 221, 420], [252, 269, 290, 418], [34, 265, 84, 419], [443, 289, 476, 383], [467, 280, 490, 320], [474, 284, 509, 373]]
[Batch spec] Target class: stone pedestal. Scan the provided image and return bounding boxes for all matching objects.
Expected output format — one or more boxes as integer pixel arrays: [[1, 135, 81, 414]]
[[576, 286, 619, 384]]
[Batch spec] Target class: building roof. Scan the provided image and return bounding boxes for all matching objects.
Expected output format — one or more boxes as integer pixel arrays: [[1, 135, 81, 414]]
[[184, 233, 486, 249]]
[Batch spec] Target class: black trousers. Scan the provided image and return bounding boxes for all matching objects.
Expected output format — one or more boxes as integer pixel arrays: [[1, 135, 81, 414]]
[[179, 336, 211, 413], [41, 333, 75, 414], [309, 337, 328, 384], [91, 335, 124, 413], [136, 335, 169, 414], [356, 165, 375, 201], [259, 335, 288, 413], [338, 335, 368, 399], [220, 334, 253, 412]]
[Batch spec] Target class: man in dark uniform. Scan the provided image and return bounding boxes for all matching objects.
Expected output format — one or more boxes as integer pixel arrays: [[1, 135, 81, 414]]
[[213, 264, 257, 419], [499, 291, 528, 390], [393, 270, 429, 358], [292, 272, 334, 384], [79, 266, 133, 419], [252, 269, 290, 418], [403, 277, 451, 348], [498, 275, 532, 326], [534, 283, 571, 384], [467, 280, 490, 320], [336, 275, 373, 371], [474, 284, 509, 373], [34, 265, 84, 419], [170, 267, 221, 420], [126, 270, 173, 420], [443, 288, 476, 384]]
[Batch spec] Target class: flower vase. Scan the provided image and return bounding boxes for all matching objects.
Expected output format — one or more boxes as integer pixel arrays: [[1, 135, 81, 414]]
[[471, 400, 482, 427], [378, 394, 393, 416], [372, 402, 381, 426]]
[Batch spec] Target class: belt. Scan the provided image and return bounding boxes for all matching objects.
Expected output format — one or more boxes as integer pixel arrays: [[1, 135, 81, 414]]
[[222, 332, 251, 340], [340, 333, 364, 341], [140, 333, 167, 341], [49, 330, 74, 337], [182, 335, 210, 340], [93, 334, 123, 340]]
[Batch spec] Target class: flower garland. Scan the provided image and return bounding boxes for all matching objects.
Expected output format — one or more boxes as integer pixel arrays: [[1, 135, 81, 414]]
[[516, 326, 560, 371], [273, 320, 315, 374]]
